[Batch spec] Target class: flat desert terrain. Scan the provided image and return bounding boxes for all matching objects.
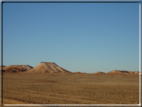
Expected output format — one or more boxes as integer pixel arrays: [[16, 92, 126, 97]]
[[3, 73, 139, 104]]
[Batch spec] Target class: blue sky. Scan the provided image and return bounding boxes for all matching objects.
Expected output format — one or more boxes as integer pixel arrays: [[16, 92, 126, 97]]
[[2, 2, 139, 73]]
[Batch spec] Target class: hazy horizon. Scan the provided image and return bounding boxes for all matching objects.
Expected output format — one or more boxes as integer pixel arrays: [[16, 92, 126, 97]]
[[2, 2, 139, 73]]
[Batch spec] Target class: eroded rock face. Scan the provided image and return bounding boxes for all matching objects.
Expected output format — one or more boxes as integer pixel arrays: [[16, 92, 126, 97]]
[[26, 62, 71, 73], [21, 65, 33, 70], [128, 71, 139, 74], [2, 65, 33, 73]]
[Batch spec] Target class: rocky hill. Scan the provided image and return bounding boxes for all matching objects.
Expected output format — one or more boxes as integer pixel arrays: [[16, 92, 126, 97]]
[[26, 62, 71, 73], [107, 70, 139, 75], [1, 65, 33, 73]]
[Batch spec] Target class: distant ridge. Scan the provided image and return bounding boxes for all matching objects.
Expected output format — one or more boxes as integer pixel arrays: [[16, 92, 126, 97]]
[[26, 62, 71, 73], [2, 65, 33, 73], [93, 72, 105, 74], [107, 70, 139, 75], [93, 70, 139, 75], [1, 63, 139, 75], [73, 71, 86, 74]]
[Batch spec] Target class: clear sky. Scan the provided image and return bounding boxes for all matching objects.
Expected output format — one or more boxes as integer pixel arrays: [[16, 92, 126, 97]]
[[2, 2, 139, 73]]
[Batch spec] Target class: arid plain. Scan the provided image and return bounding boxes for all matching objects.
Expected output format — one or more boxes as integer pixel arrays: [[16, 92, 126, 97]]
[[1, 62, 140, 104], [3, 73, 139, 104]]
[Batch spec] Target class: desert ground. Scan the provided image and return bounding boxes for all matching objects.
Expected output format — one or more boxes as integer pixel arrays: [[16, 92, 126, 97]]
[[3, 73, 139, 104]]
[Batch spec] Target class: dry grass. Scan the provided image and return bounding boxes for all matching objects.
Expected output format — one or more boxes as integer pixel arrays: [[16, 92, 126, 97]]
[[3, 73, 139, 104]]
